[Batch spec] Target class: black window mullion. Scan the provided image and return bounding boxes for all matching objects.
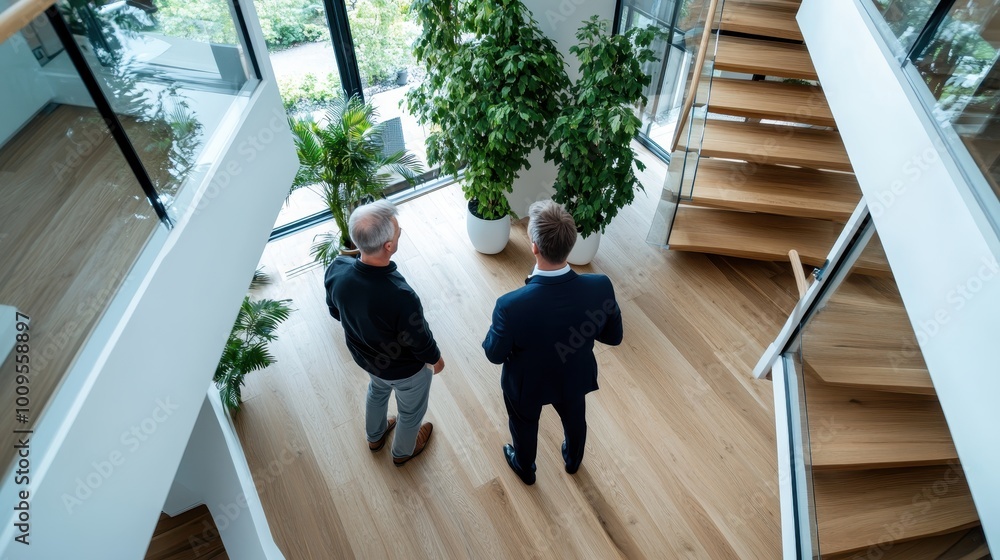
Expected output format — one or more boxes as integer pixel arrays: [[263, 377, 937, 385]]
[[907, 0, 958, 63], [325, 0, 365, 101], [45, 5, 173, 227]]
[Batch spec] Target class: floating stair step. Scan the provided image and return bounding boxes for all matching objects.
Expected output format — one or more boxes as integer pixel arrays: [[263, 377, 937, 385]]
[[708, 77, 835, 127], [721, 2, 803, 41], [669, 206, 889, 275], [715, 36, 817, 80], [804, 370, 957, 470], [807, 360, 935, 396], [814, 466, 980, 556], [822, 528, 973, 560], [690, 158, 858, 220], [702, 119, 852, 172]]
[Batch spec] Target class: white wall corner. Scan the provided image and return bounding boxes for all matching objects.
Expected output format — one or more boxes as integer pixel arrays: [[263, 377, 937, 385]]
[[508, 0, 618, 216]]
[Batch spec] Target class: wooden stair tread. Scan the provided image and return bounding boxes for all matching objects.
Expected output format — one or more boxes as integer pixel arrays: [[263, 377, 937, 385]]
[[822, 528, 972, 560], [807, 361, 935, 395], [702, 119, 852, 172], [721, 2, 803, 41], [690, 158, 859, 221], [670, 206, 888, 275], [804, 370, 956, 469], [814, 466, 980, 555], [715, 36, 817, 80], [708, 77, 836, 127]]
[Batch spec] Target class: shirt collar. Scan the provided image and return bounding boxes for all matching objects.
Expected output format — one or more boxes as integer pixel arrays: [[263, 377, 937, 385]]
[[530, 264, 572, 278]]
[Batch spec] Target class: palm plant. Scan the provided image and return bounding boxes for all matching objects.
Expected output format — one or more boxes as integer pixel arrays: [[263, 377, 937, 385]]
[[289, 95, 423, 264], [214, 296, 294, 415]]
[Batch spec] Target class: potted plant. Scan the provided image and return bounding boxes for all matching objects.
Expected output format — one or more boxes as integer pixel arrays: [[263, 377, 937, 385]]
[[214, 293, 293, 415], [289, 95, 423, 264], [547, 16, 665, 265], [407, 0, 569, 254]]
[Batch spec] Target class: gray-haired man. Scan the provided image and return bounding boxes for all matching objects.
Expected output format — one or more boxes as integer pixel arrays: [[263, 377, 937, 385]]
[[324, 200, 444, 465]]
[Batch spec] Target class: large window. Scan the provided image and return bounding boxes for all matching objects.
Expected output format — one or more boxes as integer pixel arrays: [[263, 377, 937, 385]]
[[265, 0, 435, 233], [616, 0, 688, 159]]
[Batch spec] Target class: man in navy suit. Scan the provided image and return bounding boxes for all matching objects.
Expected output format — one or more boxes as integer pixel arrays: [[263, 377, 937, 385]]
[[483, 200, 623, 485]]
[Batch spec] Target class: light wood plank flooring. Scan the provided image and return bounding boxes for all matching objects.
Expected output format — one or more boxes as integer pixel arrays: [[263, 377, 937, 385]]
[[234, 156, 799, 558]]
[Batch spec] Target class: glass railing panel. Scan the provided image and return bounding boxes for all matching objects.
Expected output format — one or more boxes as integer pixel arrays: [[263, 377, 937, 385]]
[[796, 227, 947, 557], [640, 0, 724, 245], [863, 0, 938, 58], [51, 0, 260, 213], [0, 25, 164, 477], [911, 2, 1000, 204]]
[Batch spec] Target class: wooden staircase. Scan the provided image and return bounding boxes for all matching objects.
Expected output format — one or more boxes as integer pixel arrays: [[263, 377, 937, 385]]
[[798, 264, 989, 557], [667, 0, 886, 273]]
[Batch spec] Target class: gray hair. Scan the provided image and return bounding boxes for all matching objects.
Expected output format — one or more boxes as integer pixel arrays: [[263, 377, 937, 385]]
[[348, 199, 398, 254], [528, 200, 576, 263]]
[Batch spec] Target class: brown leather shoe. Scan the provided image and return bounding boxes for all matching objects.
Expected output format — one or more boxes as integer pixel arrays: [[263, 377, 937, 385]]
[[393, 422, 433, 466], [369, 416, 397, 452]]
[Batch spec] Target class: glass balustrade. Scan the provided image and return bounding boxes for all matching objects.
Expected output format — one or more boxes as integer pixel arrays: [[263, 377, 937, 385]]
[[53, 0, 259, 214], [640, 0, 725, 246], [0, 23, 163, 477]]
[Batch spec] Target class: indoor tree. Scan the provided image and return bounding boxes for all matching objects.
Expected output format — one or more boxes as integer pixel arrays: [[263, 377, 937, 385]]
[[407, 0, 569, 220], [288, 95, 422, 264], [546, 16, 665, 238]]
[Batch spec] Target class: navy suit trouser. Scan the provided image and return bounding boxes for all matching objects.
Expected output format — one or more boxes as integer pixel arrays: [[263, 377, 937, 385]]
[[504, 392, 587, 473]]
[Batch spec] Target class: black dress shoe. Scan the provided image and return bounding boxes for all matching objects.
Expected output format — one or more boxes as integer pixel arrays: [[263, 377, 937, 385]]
[[562, 441, 580, 474], [503, 444, 536, 485]]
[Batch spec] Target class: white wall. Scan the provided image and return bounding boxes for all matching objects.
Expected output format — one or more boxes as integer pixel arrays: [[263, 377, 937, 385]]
[[799, 0, 1000, 549], [0, 75, 297, 558], [162, 392, 285, 559], [508, 0, 617, 218], [0, 30, 55, 146]]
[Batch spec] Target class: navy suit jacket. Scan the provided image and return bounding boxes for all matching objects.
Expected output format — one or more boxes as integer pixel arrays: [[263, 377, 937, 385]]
[[483, 270, 623, 408]]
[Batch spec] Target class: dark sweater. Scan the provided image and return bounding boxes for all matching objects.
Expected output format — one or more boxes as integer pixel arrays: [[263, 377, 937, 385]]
[[324, 256, 441, 380]]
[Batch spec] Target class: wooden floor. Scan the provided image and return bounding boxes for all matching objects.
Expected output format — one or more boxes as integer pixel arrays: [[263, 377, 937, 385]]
[[145, 506, 228, 559], [234, 152, 802, 558], [0, 105, 160, 472]]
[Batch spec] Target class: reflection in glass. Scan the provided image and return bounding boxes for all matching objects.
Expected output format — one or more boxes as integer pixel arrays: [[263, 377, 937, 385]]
[[55, 0, 258, 206], [868, 0, 937, 54], [913, 1, 1000, 199], [0, 28, 161, 476], [618, 0, 687, 154]]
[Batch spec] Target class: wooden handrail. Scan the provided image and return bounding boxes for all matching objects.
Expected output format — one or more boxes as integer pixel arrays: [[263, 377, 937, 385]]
[[669, 0, 723, 153], [788, 249, 808, 299], [0, 0, 57, 46]]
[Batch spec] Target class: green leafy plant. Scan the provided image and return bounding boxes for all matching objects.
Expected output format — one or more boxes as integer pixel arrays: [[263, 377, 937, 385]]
[[288, 95, 423, 263], [278, 72, 343, 113], [546, 17, 665, 237], [214, 296, 293, 414], [407, 0, 569, 220]]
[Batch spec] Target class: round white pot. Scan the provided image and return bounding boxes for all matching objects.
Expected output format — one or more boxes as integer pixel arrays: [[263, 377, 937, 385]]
[[466, 203, 511, 255], [567, 231, 601, 265]]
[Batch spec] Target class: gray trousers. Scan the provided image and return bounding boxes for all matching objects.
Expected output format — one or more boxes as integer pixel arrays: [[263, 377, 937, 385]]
[[366, 366, 433, 458]]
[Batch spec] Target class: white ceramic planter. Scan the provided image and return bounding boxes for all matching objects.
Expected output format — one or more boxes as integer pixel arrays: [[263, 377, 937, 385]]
[[466, 204, 511, 255], [567, 231, 601, 265]]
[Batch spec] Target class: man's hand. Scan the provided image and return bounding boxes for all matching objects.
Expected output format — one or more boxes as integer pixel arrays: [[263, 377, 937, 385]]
[[432, 357, 445, 374]]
